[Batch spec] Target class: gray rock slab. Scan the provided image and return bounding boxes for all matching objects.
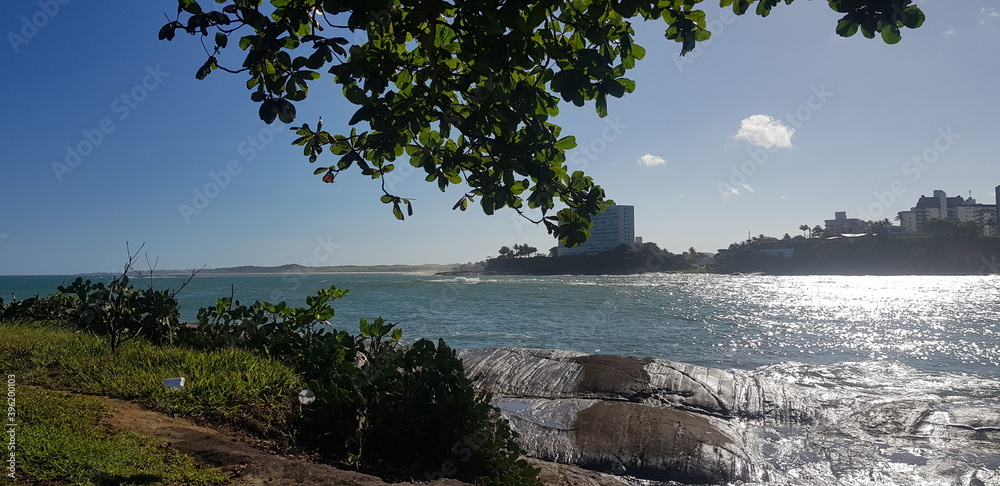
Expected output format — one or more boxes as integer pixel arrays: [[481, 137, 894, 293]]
[[458, 348, 814, 483]]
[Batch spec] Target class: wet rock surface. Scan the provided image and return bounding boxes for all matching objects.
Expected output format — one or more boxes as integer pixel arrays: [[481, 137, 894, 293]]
[[459, 348, 815, 483], [459, 348, 1000, 485], [460, 348, 815, 422]]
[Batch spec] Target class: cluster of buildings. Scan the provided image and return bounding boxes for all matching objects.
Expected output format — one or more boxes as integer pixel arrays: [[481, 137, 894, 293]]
[[897, 189, 998, 236], [826, 188, 1000, 237], [553, 186, 1000, 260]]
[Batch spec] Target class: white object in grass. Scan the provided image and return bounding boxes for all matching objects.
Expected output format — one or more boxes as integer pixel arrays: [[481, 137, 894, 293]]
[[163, 377, 185, 388]]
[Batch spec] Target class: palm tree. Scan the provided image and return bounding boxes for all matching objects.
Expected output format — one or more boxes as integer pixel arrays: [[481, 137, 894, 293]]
[[514, 244, 537, 257], [798, 224, 810, 238]]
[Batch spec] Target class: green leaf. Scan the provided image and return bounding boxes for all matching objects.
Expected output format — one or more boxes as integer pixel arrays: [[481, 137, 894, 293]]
[[836, 18, 859, 37], [595, 93, 608, 118], [344, 85, 367, 105], [631, 44, 646, 60], [614, 0, 638, 17], [277, 99, 296, 123], [902, 7, 925, 29], [553, 136, 577, 150], [158, 23, 177, 41], [259, 100, 278, 124], [860, 18, 877, 39], [880, 25, 901, 44], [178, 0, 203, 15], [215, 32, 228, 48], [195, 56, 216, 80]]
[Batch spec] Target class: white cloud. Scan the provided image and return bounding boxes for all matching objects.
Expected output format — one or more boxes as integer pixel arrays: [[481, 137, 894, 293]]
[[981, 7, 999, 24], [720, 183, 756, 200], [637, 153, 667, 166], [944, 27, 956, 35], [734, 114, 794, 149]]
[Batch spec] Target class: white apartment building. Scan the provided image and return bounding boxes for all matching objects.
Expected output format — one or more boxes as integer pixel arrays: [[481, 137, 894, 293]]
[[897, 189, 998, 236], [558, 205, 636, 256], [824, 211, 865, 235]]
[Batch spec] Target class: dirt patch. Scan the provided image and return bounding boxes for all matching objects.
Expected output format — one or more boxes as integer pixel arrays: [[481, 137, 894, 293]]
[[93, 395, 467, 486]]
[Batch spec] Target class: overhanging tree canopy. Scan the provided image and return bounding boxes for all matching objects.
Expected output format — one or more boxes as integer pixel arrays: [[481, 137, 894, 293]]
[[160, 0, 924, 246]]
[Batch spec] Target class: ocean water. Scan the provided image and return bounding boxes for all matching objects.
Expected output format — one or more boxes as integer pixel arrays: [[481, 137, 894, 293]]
[[3, 273, 999, 484]]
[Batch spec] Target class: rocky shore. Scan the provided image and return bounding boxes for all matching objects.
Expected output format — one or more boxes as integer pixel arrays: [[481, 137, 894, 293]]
[[458, 348, 1000, 485]]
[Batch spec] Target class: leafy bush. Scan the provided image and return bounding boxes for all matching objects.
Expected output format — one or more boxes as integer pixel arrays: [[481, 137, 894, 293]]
[[58, 275, 183, 350], [184, 287, 541, 484], [0, 292, 80, 323]]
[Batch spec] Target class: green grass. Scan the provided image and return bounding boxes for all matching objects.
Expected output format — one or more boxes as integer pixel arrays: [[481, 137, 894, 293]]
[[1, 387, 226, 486], [0, 321, 307, 485], [1, 322, 304, 439]]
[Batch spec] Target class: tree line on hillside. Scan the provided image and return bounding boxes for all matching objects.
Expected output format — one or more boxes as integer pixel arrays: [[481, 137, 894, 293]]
[[485, 242, 692, 275], [713, 228, 1000, 275]]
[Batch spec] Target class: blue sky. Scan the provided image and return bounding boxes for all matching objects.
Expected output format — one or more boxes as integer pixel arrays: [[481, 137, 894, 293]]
[[1, 2, 999, 275]]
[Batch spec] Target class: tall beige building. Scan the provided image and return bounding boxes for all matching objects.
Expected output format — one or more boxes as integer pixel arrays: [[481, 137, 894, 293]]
[[558, 205, 636, 256]]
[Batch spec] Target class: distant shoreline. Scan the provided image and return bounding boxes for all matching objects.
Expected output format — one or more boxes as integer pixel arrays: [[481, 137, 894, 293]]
[[2, 263, 466, 278], [196, 270, 444, 277]]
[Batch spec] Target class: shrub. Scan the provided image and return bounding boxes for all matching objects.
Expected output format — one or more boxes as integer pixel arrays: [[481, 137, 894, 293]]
[[0, 292, 79, 323], [185, 287, 541, 484], [58, 275, 183, 350]]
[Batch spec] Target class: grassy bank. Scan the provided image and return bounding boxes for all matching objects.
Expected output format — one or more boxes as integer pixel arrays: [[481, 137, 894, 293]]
[[6, 387, 226, 485], [1, 321, 303, 485]]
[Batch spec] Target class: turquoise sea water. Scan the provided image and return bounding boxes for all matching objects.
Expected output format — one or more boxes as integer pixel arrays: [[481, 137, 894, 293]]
[[3, 273, 999, 377], [4, 273, 1000, 484]]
